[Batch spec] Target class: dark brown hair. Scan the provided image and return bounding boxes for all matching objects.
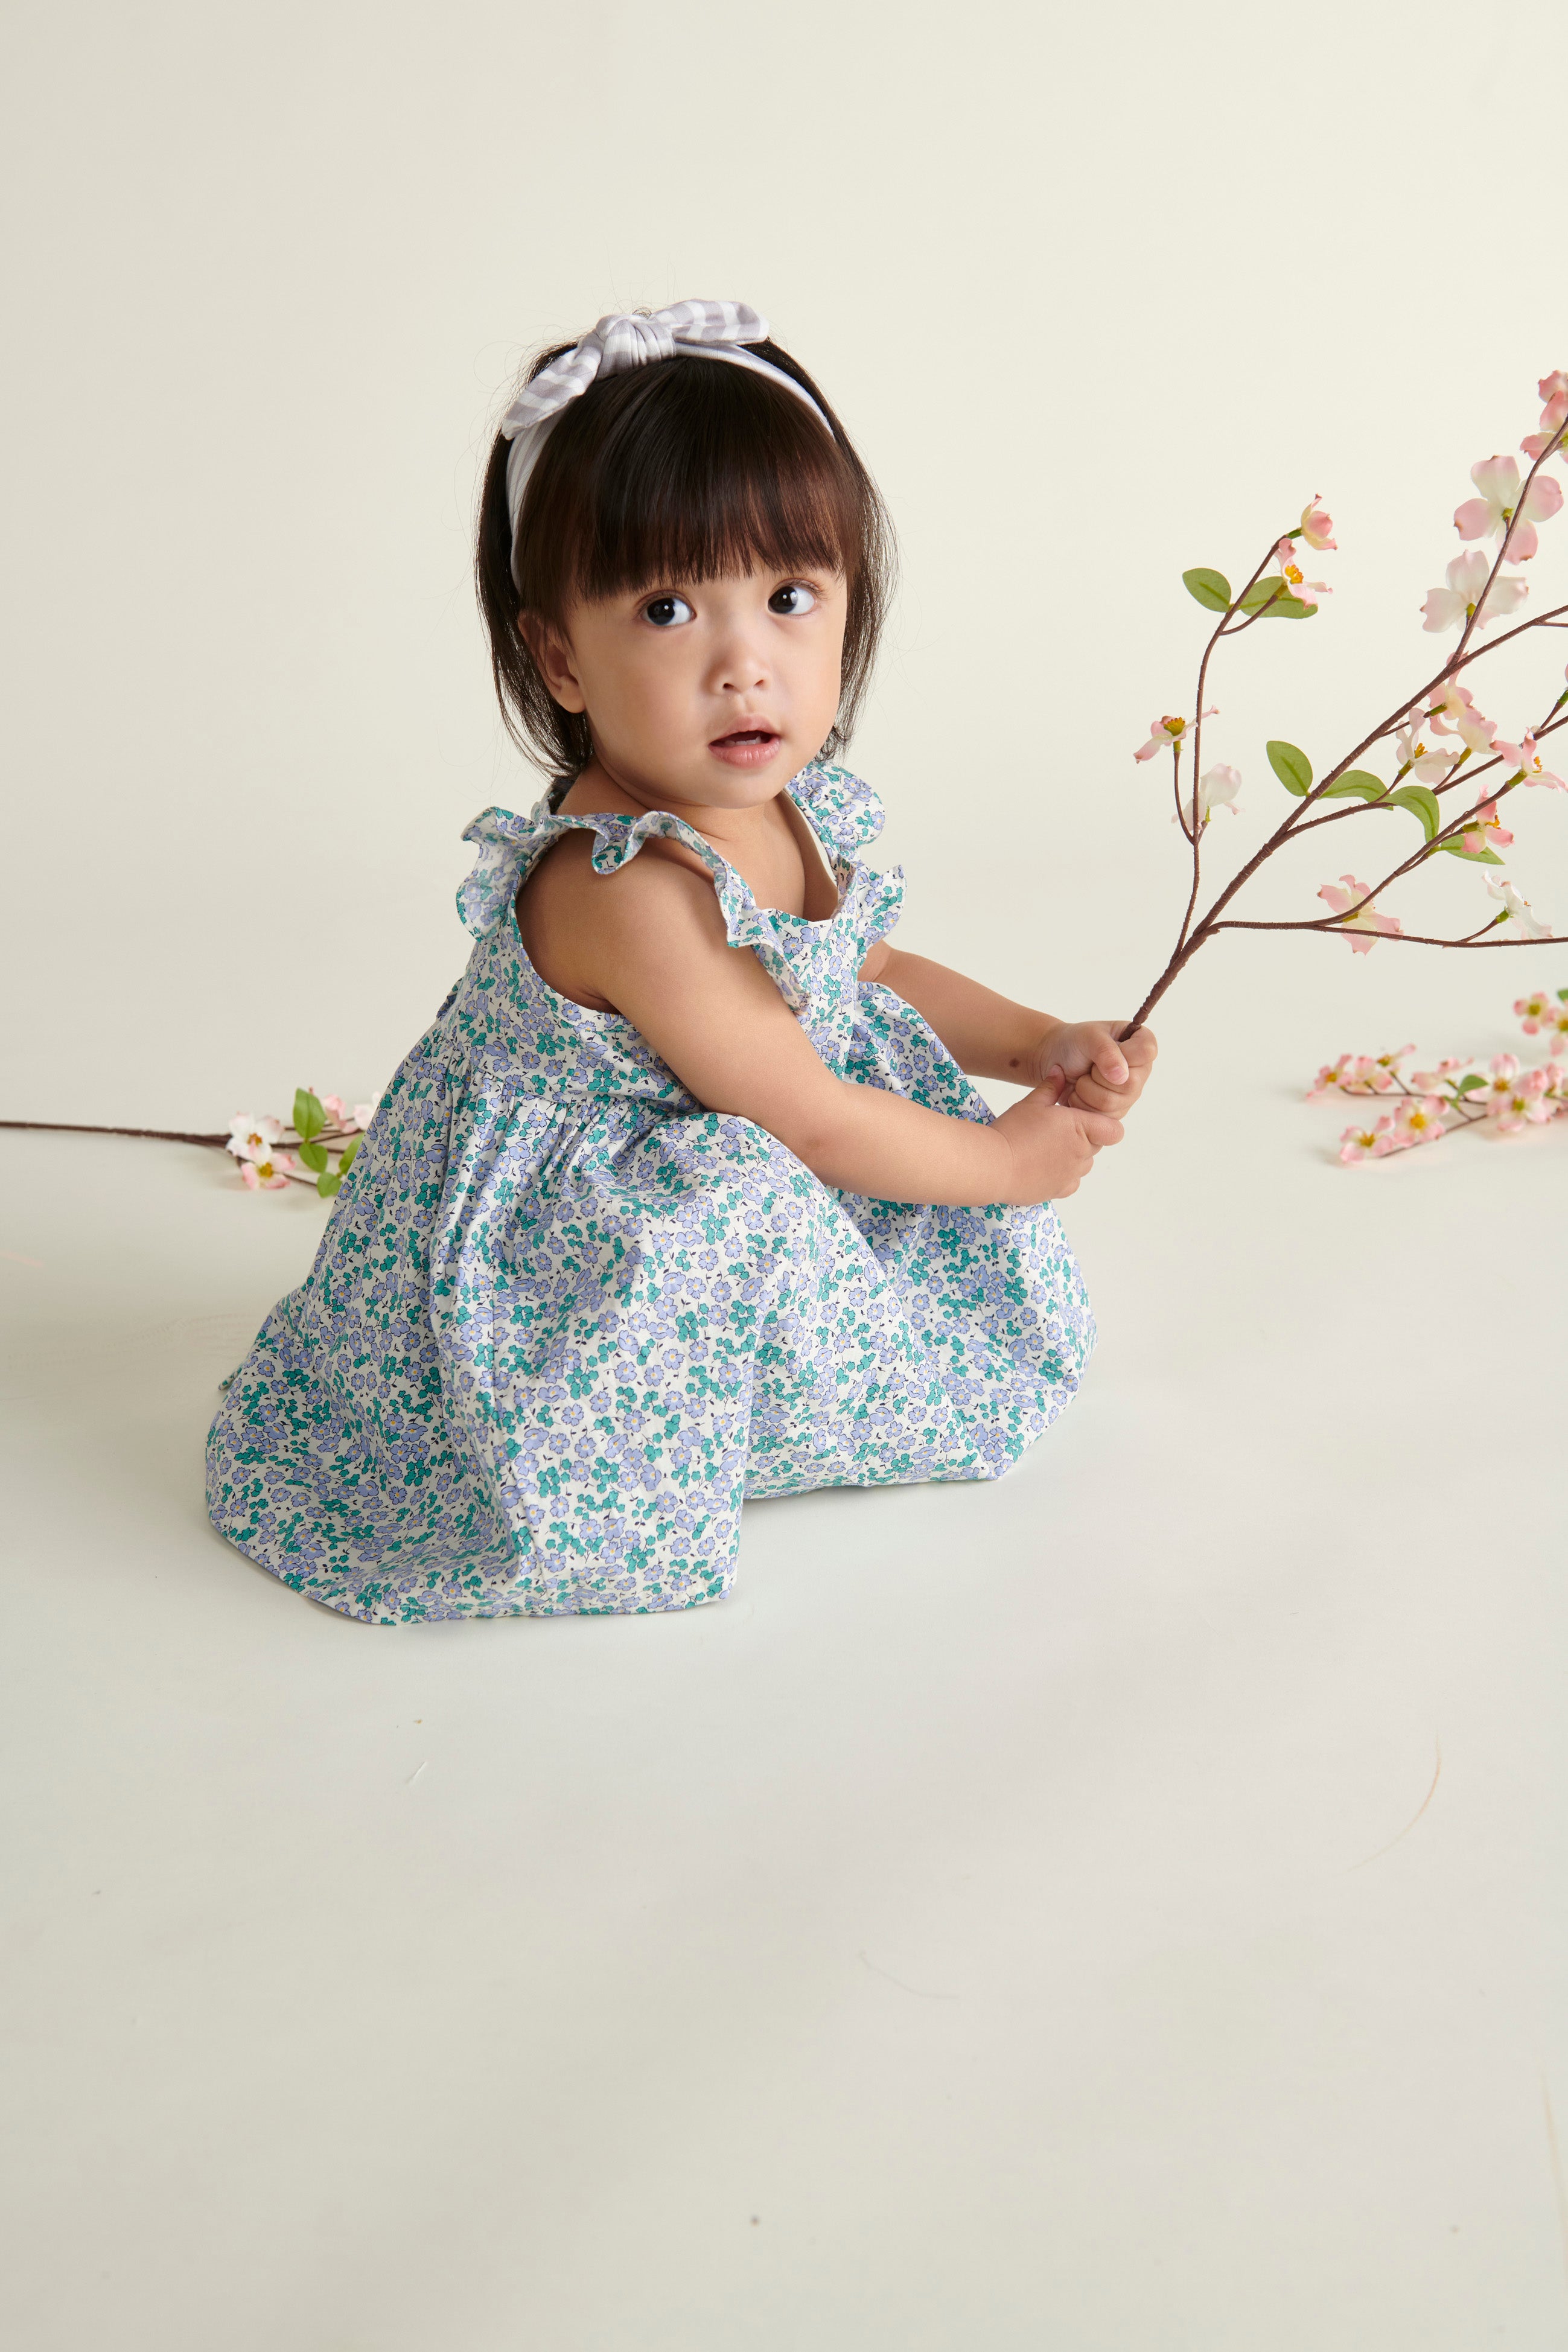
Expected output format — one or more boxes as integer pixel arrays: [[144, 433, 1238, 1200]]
[[475, 333, 894, 774]]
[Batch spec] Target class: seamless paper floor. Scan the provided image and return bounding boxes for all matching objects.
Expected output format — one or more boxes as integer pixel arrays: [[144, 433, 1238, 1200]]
[[3, 989, 1567, 2351]]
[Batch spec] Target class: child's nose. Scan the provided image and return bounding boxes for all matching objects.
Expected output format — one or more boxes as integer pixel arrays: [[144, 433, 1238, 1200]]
[[710, 624, 769, 694]]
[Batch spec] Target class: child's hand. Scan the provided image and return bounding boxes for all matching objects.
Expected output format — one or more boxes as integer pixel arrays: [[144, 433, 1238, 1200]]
[[1039, 1021, 1158, 1120], [993, 1087, 1124, 1202]]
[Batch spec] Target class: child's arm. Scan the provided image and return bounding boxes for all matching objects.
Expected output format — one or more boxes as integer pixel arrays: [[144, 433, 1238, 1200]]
[[535, 843, 1119, 1205], [859, 943, 1158, 1120]]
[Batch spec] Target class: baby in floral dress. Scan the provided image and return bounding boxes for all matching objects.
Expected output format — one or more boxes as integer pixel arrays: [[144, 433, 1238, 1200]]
[[207, 301, 1156, 1622]]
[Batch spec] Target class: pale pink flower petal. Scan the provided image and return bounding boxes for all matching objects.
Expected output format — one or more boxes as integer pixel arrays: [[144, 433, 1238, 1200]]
[[1339, 1115, 1395, 1164], [1392, 1095, 1447, 1146], [228, 1114, 282, 1164], [1298, 497, 1336, 552], [1275, 543, 1329, 605], [1458, 800, 1514, 855], [1394, 722, 1460, 784], [1453, 456, 1560, 558], [1319, 875, 1403, 952], [1424, 683, 1497, 754], [1135, 709, 1216, 763], [1307, 1055, 1352, 1100], [239, 1150, 293, 1192], [1423, 549, 1528, 631], [1493, 732, 1567, 791], [1174, 762, 1243, 830], [1515, 990, 1553, 1033]]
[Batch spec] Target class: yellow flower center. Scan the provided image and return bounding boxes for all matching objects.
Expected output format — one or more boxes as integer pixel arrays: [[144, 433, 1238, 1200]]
[[1284, 563, 1304, 587]]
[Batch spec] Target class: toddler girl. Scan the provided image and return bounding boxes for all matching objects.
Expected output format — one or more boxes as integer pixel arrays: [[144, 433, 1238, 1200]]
[[208, 301, 1155, 1623]]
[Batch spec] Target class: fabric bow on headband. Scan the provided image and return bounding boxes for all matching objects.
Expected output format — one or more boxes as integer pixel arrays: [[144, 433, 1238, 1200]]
[[499, 299, 832, 570]]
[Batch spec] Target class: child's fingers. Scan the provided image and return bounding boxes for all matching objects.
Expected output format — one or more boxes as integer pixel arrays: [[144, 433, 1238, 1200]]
[[1075, 1110, 1125, 1150], [1085, 1028, 1129, 1089]]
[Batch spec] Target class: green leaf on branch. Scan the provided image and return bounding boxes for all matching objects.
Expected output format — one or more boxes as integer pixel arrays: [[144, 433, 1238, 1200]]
[[1182, 567, 1233, 613], [317, 1173, 342, 1198], [1320, 771, 1388, 803], [1454, 1074, 1487, 1095], [294, 1088, 326, 1143], [1557, 988, 1568, 1003], [1238, 580, 1319, 620], [1433, 839, 1503, 864], [339, 1136, 361, 1174], [1389, 783, 1441, 840], [297, 1139, 330, 1174], [1266, 740, 1313, 797]]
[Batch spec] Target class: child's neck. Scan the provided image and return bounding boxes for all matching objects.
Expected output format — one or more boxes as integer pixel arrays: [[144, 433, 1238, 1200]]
[[564, 756, 794, 852]]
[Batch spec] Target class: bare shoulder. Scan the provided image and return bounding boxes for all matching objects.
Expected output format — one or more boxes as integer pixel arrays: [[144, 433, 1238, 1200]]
[[517, 827, 728, 1008]]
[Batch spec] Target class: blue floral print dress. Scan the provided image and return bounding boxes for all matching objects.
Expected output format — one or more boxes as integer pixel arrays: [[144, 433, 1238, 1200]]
[[206, 764, 1095, 1624]]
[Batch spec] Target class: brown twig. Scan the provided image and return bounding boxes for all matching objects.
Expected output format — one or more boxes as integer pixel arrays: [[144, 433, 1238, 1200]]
[[0, 1120, 229, 1149]]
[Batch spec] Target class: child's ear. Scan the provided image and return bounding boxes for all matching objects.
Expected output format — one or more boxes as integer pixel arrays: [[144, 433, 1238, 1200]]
[[519, 611, 587, 713]]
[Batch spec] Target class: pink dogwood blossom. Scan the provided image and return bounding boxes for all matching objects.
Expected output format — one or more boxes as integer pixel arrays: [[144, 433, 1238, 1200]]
[[1135, 709, 1216, 763], [1457, 800, 1514, 856], [1487, 878, 1554, 938], [1392, 1095, 1446, 1146], [1274, 541, 1330, 607], [1424, 683, 1497, 755], [1339, 1118, 1395, 1163], [228, 1115, 282, 1164], [1308, 1056, 1353, 1099], [1422, 550, 1529, 634], [1536, 1007, 1568, 1049], [239, 1152, 293, 1191], [1453, 454, 1564, 561], [1515, 989, 1554, 1031], [1175, 763, 1243, 830], [1297, 497, 1336, 552], [1318, 875, 1404, 952], [1488, 1062, 1554, 1133], [1521, 373, 1568, 464], [1392, 722, 1460, 785], [1492, 732, 1567, 790]]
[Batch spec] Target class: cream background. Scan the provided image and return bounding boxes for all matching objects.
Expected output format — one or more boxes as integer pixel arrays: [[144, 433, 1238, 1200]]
[[5, 1, 1568, 2345]]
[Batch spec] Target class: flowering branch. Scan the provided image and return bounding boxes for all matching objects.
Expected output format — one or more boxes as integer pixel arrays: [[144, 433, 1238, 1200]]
[[1312, 988, 1568, 1160], [0, 1089, 377, 1198], [1123, 373, 1568, 1037]]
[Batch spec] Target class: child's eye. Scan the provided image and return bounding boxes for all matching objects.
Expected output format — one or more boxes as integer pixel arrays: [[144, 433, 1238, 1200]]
[[768, 582, 817, 616], [642, 594, 694, 628]]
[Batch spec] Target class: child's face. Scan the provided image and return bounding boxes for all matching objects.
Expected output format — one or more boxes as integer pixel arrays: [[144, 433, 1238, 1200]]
[[527, 564, 848, 809]]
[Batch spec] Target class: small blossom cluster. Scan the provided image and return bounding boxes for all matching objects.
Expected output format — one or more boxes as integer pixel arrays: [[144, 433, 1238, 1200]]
[[228, 1091, 376, 1197], [1310, 990, 1568, 1162]]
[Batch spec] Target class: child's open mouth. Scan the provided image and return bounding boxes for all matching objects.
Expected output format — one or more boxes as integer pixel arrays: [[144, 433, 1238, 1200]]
[[709, 726, 782, 769]]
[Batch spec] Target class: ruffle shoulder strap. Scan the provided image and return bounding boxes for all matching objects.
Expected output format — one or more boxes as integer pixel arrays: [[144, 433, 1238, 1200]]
[[456, 792, 812, 1012], [788, 762, 885, 860]]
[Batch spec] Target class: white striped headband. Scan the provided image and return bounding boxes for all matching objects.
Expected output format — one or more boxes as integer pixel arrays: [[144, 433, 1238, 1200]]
[[499, 300, 832, 587]]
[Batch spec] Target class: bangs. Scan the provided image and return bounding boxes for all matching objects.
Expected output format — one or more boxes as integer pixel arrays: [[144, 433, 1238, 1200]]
[[519, 357, 859, 616], [476, 333, 894, 776]]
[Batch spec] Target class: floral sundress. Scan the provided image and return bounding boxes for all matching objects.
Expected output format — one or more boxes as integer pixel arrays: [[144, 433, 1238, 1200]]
[[206, 764, 1095, 1623]]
